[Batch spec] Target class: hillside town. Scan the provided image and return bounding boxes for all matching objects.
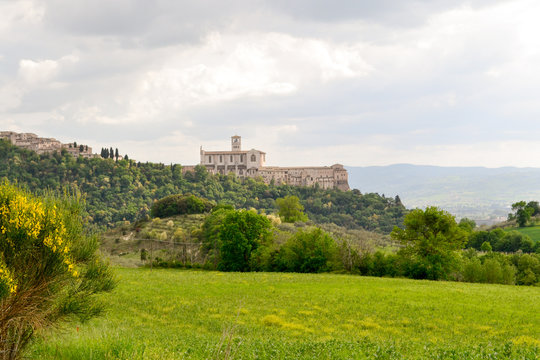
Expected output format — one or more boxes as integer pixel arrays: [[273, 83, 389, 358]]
[[0, 131, 349, 190], [0, 131, 95, 159]]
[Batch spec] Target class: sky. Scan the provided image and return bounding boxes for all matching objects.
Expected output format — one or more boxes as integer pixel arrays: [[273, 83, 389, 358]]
[[2, 0, 540, 167]]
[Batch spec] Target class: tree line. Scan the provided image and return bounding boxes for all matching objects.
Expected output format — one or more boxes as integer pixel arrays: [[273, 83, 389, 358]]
[[146, 194, 540, 286]]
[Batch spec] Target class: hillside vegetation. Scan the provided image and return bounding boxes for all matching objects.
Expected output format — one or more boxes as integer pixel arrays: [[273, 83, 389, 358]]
[[101, 204, 540, 286], [0, 140, 405, 232], [28, 268, 540, 359]]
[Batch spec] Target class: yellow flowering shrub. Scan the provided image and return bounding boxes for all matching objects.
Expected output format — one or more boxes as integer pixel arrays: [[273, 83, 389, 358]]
[[0, 184, 79, 297], [0, 182, 115, 358]]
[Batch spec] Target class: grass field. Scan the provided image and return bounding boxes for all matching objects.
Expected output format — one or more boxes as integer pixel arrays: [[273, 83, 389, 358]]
[[506, 225, 540, 243], [28, 269, 540, 359]]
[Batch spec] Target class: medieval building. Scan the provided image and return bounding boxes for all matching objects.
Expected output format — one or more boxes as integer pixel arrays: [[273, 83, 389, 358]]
[[198, 136, 349, 191]]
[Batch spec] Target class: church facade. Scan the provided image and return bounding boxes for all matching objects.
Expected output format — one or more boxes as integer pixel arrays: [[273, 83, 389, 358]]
[[198, 136, 349, 191]]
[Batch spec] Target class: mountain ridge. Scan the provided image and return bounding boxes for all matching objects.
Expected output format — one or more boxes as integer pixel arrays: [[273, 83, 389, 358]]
[[345, 164, 540, 222]]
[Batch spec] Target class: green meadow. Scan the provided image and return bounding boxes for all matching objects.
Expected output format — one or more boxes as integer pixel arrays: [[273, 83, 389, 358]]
[[506, 225, 540, 243], [29, 268, 539, 359]]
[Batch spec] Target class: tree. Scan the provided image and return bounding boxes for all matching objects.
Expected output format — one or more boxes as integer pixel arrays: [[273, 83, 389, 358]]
[[115, 148, 119, 161], [109, 147, 114, 159], [0, 182, 115, 359], [218, 210, 272, 272], [276, 195, 308, 223], [278, 228, 339, 273], [509, 201, 534, 227], [79, 144, 84, 152], [458, 218, 476, 233], [527, 201, 540, 216], [391, 206, 467, 280], [480, 241, 492, 252]]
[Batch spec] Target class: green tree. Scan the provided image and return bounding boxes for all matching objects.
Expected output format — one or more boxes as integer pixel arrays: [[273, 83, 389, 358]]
[[276, 195, 308, 223], [391, 207, 467, 280], [0, 182, 115, 359], [480, 241, 492, 252], [278, 228, 339, 273], [526, 201, 540, 216], [218, 210, 272, 272], [510, 201, 534, 227], [458, 218, 476, 233]]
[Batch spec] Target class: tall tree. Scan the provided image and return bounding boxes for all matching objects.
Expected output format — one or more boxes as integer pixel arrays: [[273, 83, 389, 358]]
[[218, 210, 272, 272], [391, 206, 467, 280], [510, 201, 534, 227]]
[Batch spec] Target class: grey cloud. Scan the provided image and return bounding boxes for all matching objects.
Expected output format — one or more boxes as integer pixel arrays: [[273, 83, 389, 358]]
[[43, 0, 265, 47], [267, 0, 512, 26], [40, 0, 512, 50]]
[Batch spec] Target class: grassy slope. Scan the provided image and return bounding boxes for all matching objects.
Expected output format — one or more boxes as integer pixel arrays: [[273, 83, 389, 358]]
[[29, 269, 539, 359], [505, 225, 540, 243]]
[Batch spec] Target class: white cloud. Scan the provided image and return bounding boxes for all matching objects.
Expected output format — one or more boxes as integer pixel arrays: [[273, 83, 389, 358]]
[[18, 55, 79, 84], [90, 31, 371, 125], [0, 0, 44, 32], [18, 59, 59, 84]]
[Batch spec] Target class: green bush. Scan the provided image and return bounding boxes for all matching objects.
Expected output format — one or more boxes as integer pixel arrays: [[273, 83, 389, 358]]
[[278, 228, 340, 273], [150, 194, 215, 218]]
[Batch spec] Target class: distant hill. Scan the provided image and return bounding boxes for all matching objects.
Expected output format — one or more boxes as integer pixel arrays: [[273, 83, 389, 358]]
[[346, 164, 540, 223]]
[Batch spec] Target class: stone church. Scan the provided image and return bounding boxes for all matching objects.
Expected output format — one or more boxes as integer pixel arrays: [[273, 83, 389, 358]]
[[198, 136, 349, 191]]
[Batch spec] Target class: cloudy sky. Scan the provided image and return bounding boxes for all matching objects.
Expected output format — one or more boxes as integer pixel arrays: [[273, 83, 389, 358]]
[[2, 0, 540, 167]]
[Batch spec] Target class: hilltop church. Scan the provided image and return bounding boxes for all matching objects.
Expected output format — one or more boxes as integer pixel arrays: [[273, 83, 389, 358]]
[[196, 136, 349, 191]]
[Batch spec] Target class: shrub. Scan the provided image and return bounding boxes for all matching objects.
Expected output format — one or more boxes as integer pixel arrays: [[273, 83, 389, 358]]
[[0, 182, 115, 359], [150, 194, 215, 218], [278, 228, 340, 273]]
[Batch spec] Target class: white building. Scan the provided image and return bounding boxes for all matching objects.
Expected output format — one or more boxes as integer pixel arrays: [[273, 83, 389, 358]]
[[198, 136, 349, 191]]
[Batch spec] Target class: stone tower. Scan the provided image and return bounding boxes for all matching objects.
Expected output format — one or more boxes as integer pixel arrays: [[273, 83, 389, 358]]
[[231, 135, 241, 151]]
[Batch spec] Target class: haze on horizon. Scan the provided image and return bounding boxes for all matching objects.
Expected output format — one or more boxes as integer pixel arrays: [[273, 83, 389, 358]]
[[1, 0, 540, 168]]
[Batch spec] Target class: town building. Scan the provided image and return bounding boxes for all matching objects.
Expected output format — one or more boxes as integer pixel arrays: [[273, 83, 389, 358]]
[[0, 131, 95, 158], [198, 136, 349, 191]]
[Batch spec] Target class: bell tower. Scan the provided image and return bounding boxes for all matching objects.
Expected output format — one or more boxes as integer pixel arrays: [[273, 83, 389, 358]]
[[231, 135, 241, 151]]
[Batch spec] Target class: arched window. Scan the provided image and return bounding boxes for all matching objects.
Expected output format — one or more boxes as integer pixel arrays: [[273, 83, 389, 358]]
[[208, 156, 212, 163], [219, 155, 223, 163], [251, 154, 256, 162], [230, 155, 233, 162]]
